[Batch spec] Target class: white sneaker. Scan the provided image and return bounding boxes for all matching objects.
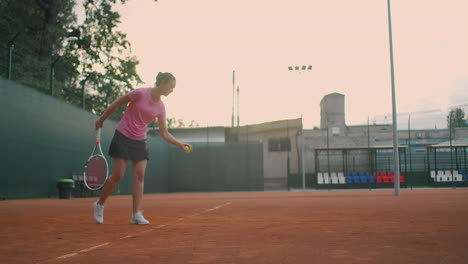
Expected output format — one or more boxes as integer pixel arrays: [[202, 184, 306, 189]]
[[93, 200, 104, 224], [130, 211, 150, 225]]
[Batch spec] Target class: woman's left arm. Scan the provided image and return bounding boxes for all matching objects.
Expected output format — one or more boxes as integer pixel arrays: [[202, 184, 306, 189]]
[[158, 120, 192, 151]]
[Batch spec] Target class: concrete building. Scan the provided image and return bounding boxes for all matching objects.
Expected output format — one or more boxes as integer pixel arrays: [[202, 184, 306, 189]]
[[161, 93, 468, 191], [225, 119, 302, 190], [229, 94, 468, 190], [320, 93, 346, 136], [148, 126, 226, 143]]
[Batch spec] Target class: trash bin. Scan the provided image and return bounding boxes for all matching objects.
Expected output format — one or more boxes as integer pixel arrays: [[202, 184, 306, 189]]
[[56, 179, 74, 199]]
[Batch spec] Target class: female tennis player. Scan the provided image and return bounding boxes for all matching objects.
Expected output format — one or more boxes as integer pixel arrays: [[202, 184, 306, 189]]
[[93, 72, 192, 225]]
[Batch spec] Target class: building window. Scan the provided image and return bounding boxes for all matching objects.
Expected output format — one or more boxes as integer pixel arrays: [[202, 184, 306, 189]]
[[268, 138, 291, 152], [332, 127, 340, 136]]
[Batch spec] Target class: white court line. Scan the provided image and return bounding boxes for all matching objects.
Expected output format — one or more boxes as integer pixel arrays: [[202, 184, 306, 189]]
[[78, 242, 110, 253], [56, 253, 78, 259], [204, 202, 231, 212], [54, 202, 231, 261]]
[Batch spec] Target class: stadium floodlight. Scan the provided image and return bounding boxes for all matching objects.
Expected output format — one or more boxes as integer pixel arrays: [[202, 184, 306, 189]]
[[289, 65, 313, 74]]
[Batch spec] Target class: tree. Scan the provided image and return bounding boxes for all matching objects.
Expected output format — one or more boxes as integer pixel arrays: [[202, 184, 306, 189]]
[[447, 108, 467, 129], [188, 120, 200, 128], [0, 0, 78, 91], [0, 0, 142, 121], [151, 118, 200, 129], [66, 0, 142, 120]]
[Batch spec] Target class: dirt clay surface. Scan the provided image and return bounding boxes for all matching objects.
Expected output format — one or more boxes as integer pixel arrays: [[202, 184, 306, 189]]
[[1, 189, 467, 264]]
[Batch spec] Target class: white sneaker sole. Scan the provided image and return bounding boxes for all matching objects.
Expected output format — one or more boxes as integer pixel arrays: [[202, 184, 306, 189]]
[[130, 219, 150, 225], [93, 203, 104, 224]]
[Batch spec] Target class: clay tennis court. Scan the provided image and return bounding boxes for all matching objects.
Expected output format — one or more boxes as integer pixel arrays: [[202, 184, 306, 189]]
[[1, 188, 467, 264]]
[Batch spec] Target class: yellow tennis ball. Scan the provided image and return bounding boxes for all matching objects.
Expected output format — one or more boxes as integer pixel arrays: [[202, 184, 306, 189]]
[[184, 146, 191, 153]]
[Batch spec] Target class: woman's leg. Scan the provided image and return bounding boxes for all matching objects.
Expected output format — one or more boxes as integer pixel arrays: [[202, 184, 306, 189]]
[[131, 159, 147, 213], [98, 157, 127, 205]]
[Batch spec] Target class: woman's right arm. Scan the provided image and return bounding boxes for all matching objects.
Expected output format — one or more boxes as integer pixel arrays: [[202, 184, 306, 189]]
[[95, 95, 131, 129]]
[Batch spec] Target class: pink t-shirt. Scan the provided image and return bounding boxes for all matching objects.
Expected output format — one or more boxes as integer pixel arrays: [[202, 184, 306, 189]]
[[116, 88, 166, 140]]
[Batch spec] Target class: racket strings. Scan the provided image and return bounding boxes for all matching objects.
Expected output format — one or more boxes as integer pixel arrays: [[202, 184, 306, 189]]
[[85, 156, 108, 189]]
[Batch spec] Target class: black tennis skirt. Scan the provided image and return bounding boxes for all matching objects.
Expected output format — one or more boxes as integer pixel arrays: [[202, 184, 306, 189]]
[[108, 130, 149, 161]]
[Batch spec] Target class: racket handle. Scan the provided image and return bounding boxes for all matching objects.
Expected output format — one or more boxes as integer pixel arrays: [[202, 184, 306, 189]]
[[96, 128, 101, 144]]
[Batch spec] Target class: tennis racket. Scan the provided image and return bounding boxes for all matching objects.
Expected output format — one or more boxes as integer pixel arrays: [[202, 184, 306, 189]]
[[84, 128, 109, 190]]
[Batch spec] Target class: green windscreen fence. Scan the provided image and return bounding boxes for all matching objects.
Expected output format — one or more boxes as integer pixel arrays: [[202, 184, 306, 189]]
[[0, 78, 169, 198], [168, 143, 264, 193], [0, 78, 264, 199]]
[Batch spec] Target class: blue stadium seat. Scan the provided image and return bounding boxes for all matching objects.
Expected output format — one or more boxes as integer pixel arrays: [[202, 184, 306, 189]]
[[346, 176, 354, 183], [368, 175, 375, 183], [359, 172, 366, 177], [352, 172, 358, 177], [353, 175, 361, 184], [365, 172, 372, 176], [459, 170, 466, 180], [360, 176, 368, 183]]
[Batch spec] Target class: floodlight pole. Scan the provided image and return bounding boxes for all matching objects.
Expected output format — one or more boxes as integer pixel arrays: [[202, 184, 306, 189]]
[[301, 115, 306, 190], [81, 79, 86, 110], [449, 115, 454, 185], [50, 56, 61, 96], [80, 74, 90, 110], [288, 65, 312, 191], [232, 71, 235, 128], [50, 28, 80, 97], [408, 115, 413, 190], [7, 32, 21, 80], [326, 117, 330, 176], [8, 44, 13, 80], [237, 85, 240, 140], [386, 0, 400, 196]]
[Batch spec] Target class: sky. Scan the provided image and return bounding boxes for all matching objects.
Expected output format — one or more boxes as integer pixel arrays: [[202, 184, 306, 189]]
[[76, 0, 468, 129]]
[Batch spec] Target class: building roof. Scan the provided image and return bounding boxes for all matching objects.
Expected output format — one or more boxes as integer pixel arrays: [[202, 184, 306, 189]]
[[149, 126, 226, 143], [323, 92, 345, 98], [427, 139, 468, 148], [229, 118, 303, 133], [320, 93, 345, 104], [315, 146, 408, 151]]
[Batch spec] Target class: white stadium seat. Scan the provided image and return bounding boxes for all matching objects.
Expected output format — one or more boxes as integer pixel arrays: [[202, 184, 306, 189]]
[[444, 171, 453, 182], [337, 172, 346, 184], [317, 172, 324, 184], [331, 173, 339, 184], [436, 171, 445, 182], [323, 173, 330, 184]]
